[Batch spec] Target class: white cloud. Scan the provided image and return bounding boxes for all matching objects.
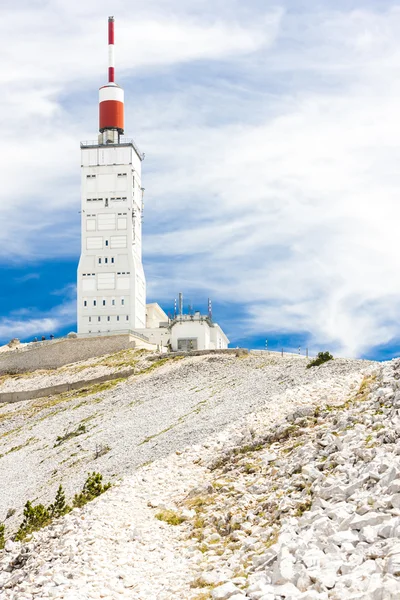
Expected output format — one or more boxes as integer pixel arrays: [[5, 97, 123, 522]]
[[0, 0, 280, 258], [0, 290, 76, 341]]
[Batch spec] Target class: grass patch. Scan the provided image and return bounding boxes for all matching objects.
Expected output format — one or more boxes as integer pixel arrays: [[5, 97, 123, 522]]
[[155, 509, 185, 525], [6, 437, 36, 455], [141, 357, 171, 374], [294, 499, 312, 517], [139, 423, 177, 445], [54, 424, 86, 447]]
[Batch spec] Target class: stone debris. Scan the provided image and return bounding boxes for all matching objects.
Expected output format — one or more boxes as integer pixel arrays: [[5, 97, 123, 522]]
[[0, 352, 371, 533], [4, 352, 400, 598]]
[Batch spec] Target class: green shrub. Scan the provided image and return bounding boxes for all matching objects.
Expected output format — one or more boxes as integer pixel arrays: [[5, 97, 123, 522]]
[[0, 524, 5, 549], [15, 501, 51, 541], [307, 351, 333, 369], [48, 485, 71, 518], [13, 475, 110, 542], [73, 472, 111, 508]]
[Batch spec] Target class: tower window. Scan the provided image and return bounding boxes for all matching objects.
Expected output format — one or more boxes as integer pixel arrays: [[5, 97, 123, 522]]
[[98, 316, 101, 322], [89, 317, 91, 323], [93, 300, 96, 306], [98, 258, 101, 264], [117, 316, 120, 321], [105, 258, 108, 264], [103, 300, 106, 306], [84, 300, 87, 307], [107, 316, 110, 322], [121, 298, 125, 306], [105, 199, 109, 207], [105, 240, 109, 247], [111, 257, 114, 264], [112, 299, 115, 306], [126, 315, 129, 321]]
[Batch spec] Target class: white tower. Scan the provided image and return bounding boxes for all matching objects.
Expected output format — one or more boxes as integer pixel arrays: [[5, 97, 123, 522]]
[[77, 17, 146, 335]]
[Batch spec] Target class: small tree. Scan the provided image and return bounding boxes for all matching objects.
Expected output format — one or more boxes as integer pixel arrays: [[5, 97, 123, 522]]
[[307, 351, 334, 369], [48, 485, 71, 519], [15, 502, 51, 541], [73, 472, 111, 508], [0, 524, 5, 550]]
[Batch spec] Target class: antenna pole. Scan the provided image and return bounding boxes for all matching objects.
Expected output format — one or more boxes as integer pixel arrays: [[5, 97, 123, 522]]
[[108, 16, 115, 83]]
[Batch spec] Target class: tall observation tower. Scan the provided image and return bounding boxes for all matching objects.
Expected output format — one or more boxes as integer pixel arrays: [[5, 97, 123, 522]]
[[77, 17, 146, 334]]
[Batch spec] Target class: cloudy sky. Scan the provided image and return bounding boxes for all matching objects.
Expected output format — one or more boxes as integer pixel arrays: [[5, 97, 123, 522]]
[[1, 0, 400, 359]]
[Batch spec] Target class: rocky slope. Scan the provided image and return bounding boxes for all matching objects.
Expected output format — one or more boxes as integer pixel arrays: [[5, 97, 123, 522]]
[[0, 349, 387, 599]]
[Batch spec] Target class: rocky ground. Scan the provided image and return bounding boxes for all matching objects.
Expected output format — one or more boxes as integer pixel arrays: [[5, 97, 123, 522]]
[[0, 349, 152, 393], [1, 350, 392, 598]]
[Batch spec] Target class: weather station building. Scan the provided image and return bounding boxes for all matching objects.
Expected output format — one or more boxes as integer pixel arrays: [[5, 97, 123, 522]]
[[77, 17, 229, 353]]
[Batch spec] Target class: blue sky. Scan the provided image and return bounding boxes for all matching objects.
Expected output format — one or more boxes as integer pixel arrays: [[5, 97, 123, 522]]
[[2, 0, 400, 359]]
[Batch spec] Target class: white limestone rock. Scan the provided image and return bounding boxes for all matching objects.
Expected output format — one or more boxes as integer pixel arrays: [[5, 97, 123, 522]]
[[211, 582, 242, 600]]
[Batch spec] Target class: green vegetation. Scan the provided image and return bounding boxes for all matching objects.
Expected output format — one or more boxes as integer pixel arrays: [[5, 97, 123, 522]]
[[306, 351, 334, 369], [15, 484, 73, 541], [8, 473, 111, 543], [0, 524, 5, 550], [15, 502, 53, 541], [54, 424, 86, 447], [49, 485, 71, 518], [73, 472, 111, 508], [294, 499, 313, 516], [6, 437, 36, 455], [155, 509, 185, 525]]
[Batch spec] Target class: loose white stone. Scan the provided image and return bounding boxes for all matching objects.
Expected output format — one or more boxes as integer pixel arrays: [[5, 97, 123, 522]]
[[211, 582, 241, 600]]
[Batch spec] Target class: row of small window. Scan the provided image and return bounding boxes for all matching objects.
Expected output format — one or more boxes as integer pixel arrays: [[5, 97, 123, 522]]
[[86, 173, 127, 178], [87, 197, 127, 202], [98, 257, 114, 264], [88, 315, 129, 322], [82, 270, 130, 274], [84, 298, 125, 307]]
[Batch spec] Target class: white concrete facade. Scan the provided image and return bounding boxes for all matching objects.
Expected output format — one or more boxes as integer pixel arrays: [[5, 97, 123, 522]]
[[146, 303, 169, 329], [169, 313, 229, 352], [77, 142, 146, 334]]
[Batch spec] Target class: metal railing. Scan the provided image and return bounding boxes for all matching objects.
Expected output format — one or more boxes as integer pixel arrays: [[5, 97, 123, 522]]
[[80, 138, 144, 160], [76, 329, 150, 342]]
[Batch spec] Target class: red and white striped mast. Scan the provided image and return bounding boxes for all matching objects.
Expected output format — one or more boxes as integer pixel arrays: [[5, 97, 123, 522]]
[[99, 16, 125, 143], [108, 16, 115, 83]]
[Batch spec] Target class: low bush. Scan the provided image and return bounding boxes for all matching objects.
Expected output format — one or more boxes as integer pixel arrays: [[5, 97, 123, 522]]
[[11, 473, 111, 542], [0, 524, 5, 549], [73, 472, 111, 508], [15, 502, 52, 541], [306, 351, 333, 369]]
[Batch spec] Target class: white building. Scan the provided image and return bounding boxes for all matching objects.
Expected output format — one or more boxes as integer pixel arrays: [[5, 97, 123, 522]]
[[77, 17, 146, 334], [77, 18, 230, 352], [169, 313, 229, 351]]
